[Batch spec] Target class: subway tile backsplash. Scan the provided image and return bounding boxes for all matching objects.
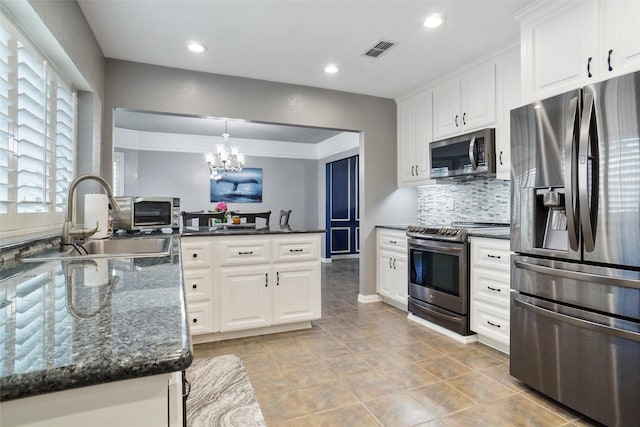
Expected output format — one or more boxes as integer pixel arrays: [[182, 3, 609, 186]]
[[417, 179, 511, 226]]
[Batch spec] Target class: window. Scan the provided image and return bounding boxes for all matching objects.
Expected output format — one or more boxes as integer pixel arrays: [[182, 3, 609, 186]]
[[0, 12, 76, 238]]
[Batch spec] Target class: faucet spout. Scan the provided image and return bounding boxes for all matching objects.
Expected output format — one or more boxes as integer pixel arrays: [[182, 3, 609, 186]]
[[62, 174, 121, 246]]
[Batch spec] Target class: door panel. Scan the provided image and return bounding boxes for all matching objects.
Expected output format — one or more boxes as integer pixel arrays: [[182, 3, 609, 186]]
[[326, 155, 359, 257]]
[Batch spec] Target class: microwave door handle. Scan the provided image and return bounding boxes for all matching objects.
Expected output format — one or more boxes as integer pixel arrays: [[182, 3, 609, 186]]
[[468, 136, 477, 170], [564, 96, 580, 251], [578, 91, 599, 252]]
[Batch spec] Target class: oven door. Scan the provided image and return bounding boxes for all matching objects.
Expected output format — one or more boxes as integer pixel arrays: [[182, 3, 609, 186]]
[[133, 199, 173, 227], [408, 238, 468, 315]]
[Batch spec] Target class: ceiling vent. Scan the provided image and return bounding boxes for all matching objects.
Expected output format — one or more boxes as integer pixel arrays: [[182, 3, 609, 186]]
[[363, 40, 396, 58]]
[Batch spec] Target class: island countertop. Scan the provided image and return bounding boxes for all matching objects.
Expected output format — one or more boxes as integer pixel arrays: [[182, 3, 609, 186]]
[[180, 225, 325, 237], [0, 234, 193, 402]]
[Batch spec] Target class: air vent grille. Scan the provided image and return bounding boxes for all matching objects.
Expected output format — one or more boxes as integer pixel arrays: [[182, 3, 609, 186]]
[[363, 40, 396, 58]]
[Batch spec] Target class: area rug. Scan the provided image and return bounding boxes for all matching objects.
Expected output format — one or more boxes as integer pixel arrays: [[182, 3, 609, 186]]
[[186, 355, 266, 427]]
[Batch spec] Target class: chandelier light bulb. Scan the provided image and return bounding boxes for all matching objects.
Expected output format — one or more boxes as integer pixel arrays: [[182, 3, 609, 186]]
[[207, 120, 245, 180]]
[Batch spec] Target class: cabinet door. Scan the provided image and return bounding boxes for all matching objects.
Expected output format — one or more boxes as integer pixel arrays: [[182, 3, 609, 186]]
[[432, 80, 461, 139], [413, 90, 432, 179], [397, 97, 417, 184], [219, 265, 271, 332], [187, 300, 216, 335], [602, 0, 640, 79], [520, 1, 598, 101], [397, 90, 433, 185], [460, 63, 496, 131], [495, 49, 521, 180], [377, 250, 395, 299], [272, 262, 321, 324], [391, 255, 408, 306]]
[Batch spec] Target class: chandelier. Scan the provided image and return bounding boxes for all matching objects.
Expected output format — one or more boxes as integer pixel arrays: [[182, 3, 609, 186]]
[[205, 120, 245, 180]]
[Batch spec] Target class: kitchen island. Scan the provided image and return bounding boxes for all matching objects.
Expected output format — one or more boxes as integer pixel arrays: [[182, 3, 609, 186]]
[[0, 234, 192, 426], [180, 225, 324, 343]]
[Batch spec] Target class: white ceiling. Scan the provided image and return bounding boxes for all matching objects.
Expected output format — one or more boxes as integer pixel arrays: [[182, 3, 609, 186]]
[[78, 0, 532, 99]]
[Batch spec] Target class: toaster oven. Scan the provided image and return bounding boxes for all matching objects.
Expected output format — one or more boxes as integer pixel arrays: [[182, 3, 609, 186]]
[[112, 196, 180, 231]]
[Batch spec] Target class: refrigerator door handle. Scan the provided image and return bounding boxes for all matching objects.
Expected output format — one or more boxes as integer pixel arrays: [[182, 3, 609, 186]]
[[513, 293, 640, 342], [578, 91, 600, 252], [564, 95, 580, 251], [513, 259, 640, 290], [468, 136, 477, 170]]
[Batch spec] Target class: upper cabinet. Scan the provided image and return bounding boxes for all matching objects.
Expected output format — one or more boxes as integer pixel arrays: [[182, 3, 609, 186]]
[[433, 63, 496, 140], [495, 48, 521, 180], [518, 1, 640, 102], [397, 89, 434, 186]]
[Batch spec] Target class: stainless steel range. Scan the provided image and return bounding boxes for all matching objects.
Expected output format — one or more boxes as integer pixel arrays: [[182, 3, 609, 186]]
[[406, 222, 507, 336]]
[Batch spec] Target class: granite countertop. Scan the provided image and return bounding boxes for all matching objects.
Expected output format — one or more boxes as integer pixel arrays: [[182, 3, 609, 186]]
[[0, 234, 193, 401], [375, 225, 412, 231], [467, 227, 511, 240], [181, 225, 325, 237]]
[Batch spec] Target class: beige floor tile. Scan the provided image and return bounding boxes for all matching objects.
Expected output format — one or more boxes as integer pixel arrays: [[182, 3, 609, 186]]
[[358, 349, 413, 369], [446, 371, 515, 403], [379, 363, 440, 390], [486, 394, 573, 426], [417, 355, 474, 380], [258, 390, 310, 422], [477, 363, 527, 392], [322, 353, 373, 376], [342, 336, 385, 353], [363, 392, 437, 426], [447, 347, 504, 370], [296, 380, 359, 413], [313, 403, 382, 427], [416, 405, 508, 427], [282, 361, 339, 388], [391, 342, 444, 363], [341, 370, 400, 402], [521, 389, 587, 422], [406, 381, 475, 418]]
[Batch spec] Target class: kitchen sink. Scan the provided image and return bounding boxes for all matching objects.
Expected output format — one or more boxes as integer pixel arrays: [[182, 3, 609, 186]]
[[20, 237, 172, 262]]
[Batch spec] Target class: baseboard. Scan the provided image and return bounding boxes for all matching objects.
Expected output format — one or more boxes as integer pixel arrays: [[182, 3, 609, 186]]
[[331, 253, 360, 260], [477, 335, 509, 355], [321, 257, 332, 263], [358, 293, 383, 304], [407, 314, 478, 344], [191, 321, 313, 345], [380, 296, 408, 311]]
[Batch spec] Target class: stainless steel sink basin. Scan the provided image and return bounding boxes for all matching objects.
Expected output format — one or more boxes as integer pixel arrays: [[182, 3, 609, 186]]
[[20, 237, 172, 262]]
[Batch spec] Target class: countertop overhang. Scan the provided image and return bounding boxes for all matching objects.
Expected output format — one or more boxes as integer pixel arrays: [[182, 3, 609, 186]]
[[180, 225, 325, 237]]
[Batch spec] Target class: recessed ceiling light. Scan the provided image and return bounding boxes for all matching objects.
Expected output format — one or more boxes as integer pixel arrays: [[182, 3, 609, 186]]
[[187, 41, 207, 53], [324, 64, 339, 74], [423, 14, 443, 29]]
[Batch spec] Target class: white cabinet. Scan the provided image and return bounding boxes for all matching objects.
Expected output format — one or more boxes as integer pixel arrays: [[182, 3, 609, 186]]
[[376, 228, 408, 309], [181, 233, 322, 341], [494, 47, 521, 180], [397, 89, 433, 186], [518, 1, 640, 102], [469, 237, 511, 354], [433, 63, 496, 139]]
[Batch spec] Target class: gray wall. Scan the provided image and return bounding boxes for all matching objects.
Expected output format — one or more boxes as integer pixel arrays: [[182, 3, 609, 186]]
[[117, 148, 318, 229], [103, 59, 413, 297]]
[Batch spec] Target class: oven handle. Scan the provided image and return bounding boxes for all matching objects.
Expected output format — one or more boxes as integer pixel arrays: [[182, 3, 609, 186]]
[[409, 242, 463, 255], [513, 293, 640, 342], [514, 259, 640, 290], [411, 299, 463, 324]]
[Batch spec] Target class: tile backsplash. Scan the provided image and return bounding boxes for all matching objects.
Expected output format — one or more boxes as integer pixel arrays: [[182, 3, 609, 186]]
[[417, 179, 511, 226]]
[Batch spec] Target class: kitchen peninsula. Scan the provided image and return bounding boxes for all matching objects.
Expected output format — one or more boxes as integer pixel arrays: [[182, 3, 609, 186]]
[[0, 235, 192, 426], [180, 225, 324, 343]]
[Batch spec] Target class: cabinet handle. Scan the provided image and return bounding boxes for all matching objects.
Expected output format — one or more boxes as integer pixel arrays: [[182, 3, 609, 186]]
[[389, 258, 392, 268], [411, 165, 415, 176], [393, 259, 397, 269], [608, 49, 613, 71], [499, 150, 503, 165], [238, 251, 254, 255], [192, 253, 198, 258], [462, 112, 466, 126], [265, 272, 268, 287], [289, 249, 303, 253], [487, 320, 501, 328], [415, 165, 419, 176], [487, 286, 501, 292], [455, 114, 459, 127], [587, 57, 593, 78], [276, 271, 280, 286], [389, 240, 397, 244], [487, 254, 501, 259], [192, 318, 198, 323], [192, 284, 197, 289]]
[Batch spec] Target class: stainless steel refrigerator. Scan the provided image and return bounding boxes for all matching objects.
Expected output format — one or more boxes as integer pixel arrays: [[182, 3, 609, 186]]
[[510, 71, 640, 427]]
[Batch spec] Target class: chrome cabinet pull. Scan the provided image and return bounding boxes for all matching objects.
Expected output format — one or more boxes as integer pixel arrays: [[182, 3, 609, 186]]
[[289, 249, 303, 253], [607, 49, 613, 71], [487, 286, 501, 292], [487, 254, 501, 259], [587, 56, 593, 78], [487, 320, 501, 328], [238, 251, 254, 255]]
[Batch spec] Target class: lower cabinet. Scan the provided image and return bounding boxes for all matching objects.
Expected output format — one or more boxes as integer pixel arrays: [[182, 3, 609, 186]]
[[469, 236, 511, 353], [181, 233, 322, 342], [376, 228, 408, 309]]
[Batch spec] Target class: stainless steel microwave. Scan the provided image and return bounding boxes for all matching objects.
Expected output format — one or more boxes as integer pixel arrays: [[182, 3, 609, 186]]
[[429, 128, 496, 179], [112, 196, 180, 231]]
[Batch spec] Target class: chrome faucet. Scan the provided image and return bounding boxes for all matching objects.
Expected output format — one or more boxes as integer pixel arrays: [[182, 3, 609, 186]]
[[61, 174, 121, 246]]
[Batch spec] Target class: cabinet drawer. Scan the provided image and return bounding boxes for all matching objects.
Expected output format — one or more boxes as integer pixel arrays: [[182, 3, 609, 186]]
[[183, 269, 213, 302], [470, 300, 510, 345], [217, 239, 270, 265], [378, 229, 407, 251], [181, 239, 213, 268], [187, 301, 215, 335], [471, 267, 510, 308], [273, 236, 320, 263], [470, 237, 510, 271]]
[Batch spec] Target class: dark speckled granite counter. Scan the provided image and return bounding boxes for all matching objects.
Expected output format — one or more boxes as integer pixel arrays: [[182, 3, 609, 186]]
[[0, 234, 192, 401], [467, 227, 511, 240], [375, 225, 412, 231], [181, 225, 325, 236]]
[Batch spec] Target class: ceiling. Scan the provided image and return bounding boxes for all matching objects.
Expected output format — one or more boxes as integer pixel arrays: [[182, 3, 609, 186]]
[[78, 0, 532, 99]]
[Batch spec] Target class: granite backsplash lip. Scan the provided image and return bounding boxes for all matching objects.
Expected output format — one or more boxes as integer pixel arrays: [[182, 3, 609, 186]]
[[0, 235, 193, 402], [180, 225, 325, 236]]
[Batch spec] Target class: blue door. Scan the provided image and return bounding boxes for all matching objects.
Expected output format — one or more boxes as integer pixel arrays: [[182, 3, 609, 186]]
[[326, 155, 359, 258]]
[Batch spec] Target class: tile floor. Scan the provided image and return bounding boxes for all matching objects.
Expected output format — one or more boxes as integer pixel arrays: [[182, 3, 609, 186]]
[[194, 259, 603, 427]]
